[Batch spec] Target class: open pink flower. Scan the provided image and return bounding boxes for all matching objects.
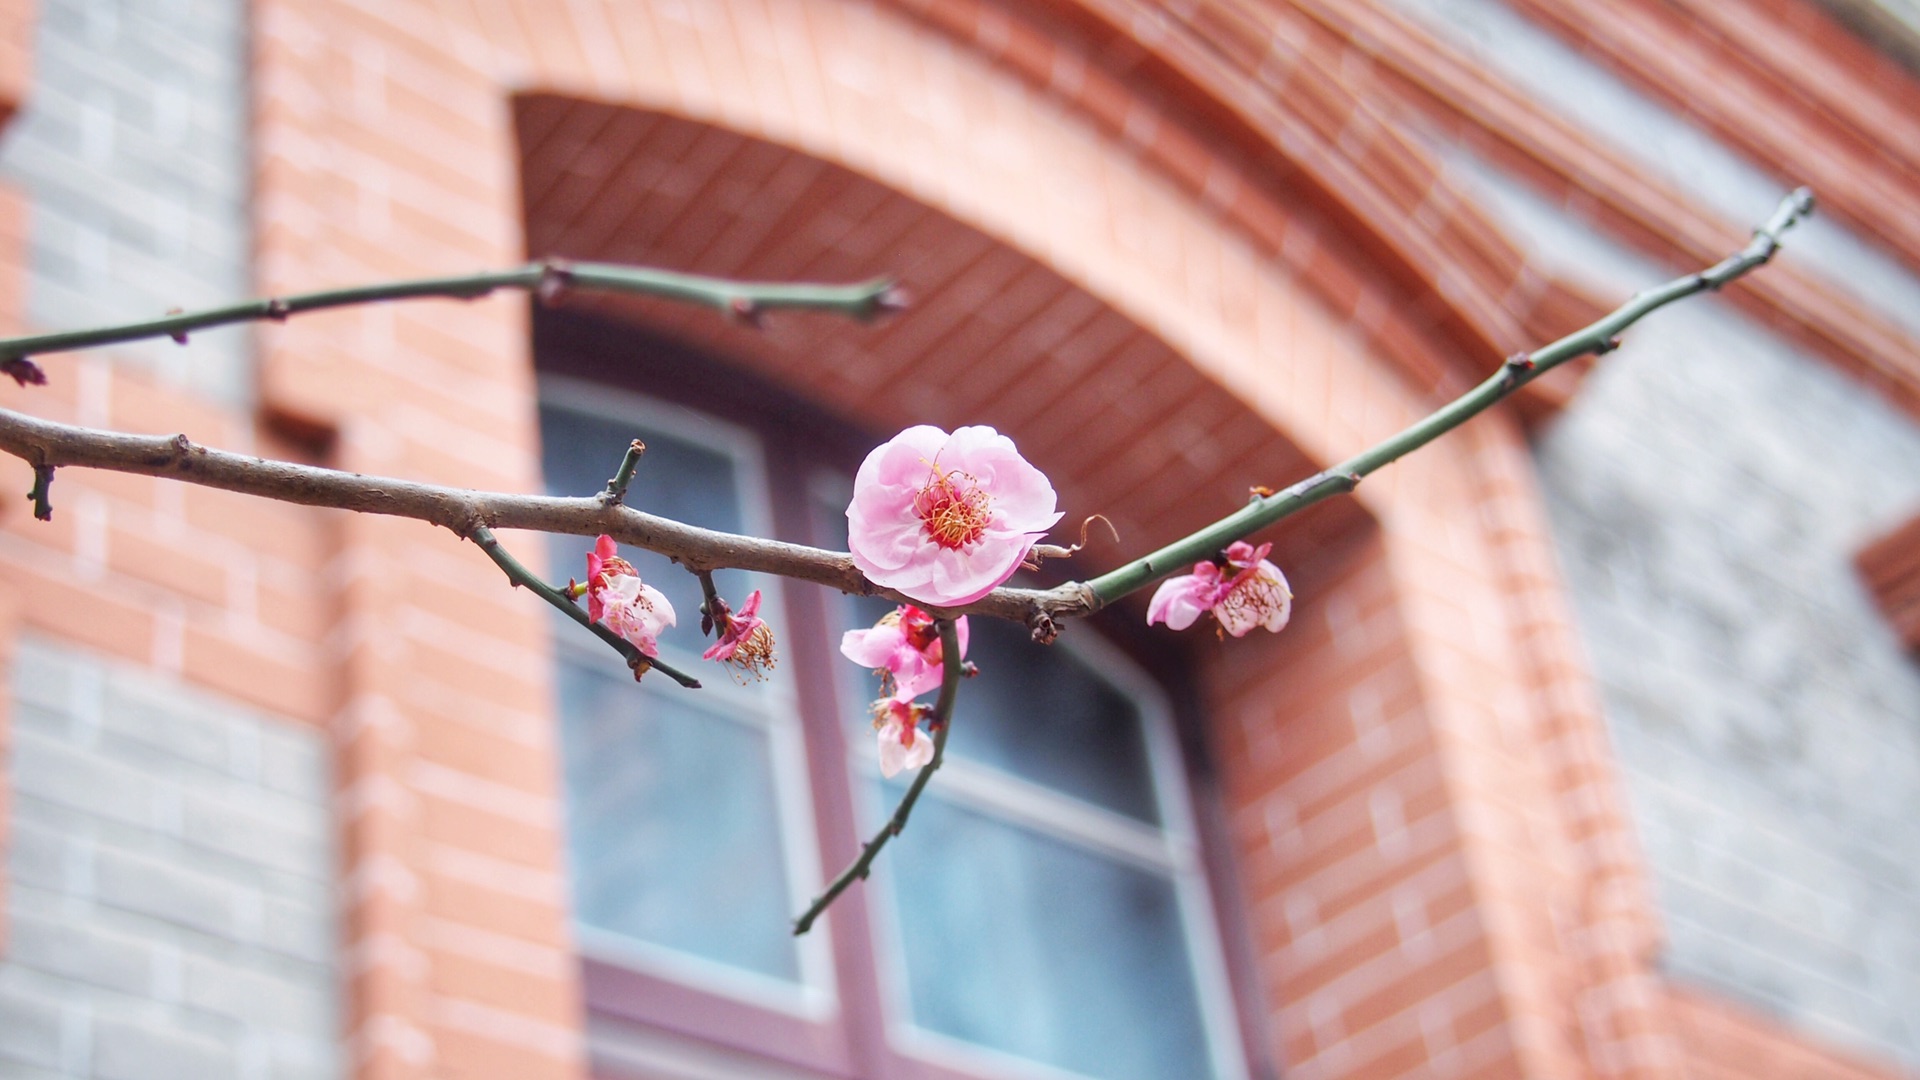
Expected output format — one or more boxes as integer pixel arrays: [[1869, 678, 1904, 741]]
[[847, 425, 1062, 606], [840, 604, 969, 702], [1147, 541, 1291, 637], [873, 700, 935, 778], [582, 535, 676, 656], [702, 589, 776, 680], [1146, 562, 1229, 631]]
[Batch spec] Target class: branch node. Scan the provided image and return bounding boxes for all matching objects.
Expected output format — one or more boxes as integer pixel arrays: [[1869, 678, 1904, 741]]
[[876, 285, 912, 314], [1593, 335, 1624, 355], [696, 569, 725, 638], [27, 464, 54, 521], [265, 298, 290, 322], [727, 296, 764, 328], [2, 356, 48, 387], [1029, 609, 1059, 645], [166, 308, 188, 345], [537, 258, 575, 305], [602, 439, 646, 505]]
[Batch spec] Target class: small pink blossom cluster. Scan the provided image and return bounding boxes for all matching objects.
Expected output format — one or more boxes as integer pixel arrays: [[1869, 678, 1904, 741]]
[[702, 588, 777, 682], [1147, 540, 1293, 638], [840, 603, 969, 777], [576, 535, 777, 680], [580, 535, 676, 660]]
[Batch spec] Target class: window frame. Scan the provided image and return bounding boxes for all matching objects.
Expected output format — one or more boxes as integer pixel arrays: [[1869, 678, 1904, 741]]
[[537, 357, 1257, 1080], [812, 488, 1249, 1080], [540, 377, 849, 1073]]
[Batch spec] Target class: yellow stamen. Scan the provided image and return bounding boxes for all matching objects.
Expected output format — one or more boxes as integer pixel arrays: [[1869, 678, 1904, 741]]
[[913, 466, 992, 550]]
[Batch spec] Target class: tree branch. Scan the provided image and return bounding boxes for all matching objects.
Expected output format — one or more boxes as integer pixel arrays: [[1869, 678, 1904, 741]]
[[0, 190, 1814, 633], [792, 618, 963, 936]]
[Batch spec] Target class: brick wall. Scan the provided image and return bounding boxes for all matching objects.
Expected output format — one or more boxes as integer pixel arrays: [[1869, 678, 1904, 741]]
[[0, 636, 338, 1080], [1393, 0, 1920, 1067]]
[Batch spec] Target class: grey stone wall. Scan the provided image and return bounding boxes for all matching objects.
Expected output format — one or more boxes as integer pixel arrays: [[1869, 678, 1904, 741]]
[[2, 637, 339, 1080], [1386, 0, 1920, 342], [0, 0, 252, 402], [1385, 0, 1920, 1068]]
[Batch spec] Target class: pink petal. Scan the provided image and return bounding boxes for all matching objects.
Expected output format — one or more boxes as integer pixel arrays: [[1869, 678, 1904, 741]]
[[877, 719, 934, 778], [840, 624, 909, 669], [1147, 573, 1215, 631], [588, 534, 618, 578]]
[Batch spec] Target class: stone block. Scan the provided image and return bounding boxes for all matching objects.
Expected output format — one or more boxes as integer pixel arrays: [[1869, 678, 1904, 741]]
[[180, 952, 335, 1037], [91, 1011, 234, 1080], [0, 981, 65, 1070], [180, 785, 329, 879], [11, 727, 158, 831], [91, 841, 253, 941], [3, 909, 155, 997]]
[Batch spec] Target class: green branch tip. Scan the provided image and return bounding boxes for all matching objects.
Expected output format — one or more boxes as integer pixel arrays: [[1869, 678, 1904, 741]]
[[1081, 187, 1815, 607]]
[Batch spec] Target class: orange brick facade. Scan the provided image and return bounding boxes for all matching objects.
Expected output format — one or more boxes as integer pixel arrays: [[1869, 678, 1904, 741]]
[[2, 1, 1917, 1079]]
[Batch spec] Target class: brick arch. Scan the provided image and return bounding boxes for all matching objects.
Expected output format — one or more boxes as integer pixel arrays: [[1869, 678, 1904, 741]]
[[513, 93, 1368, 573], [246, 1, 1667, 1078]]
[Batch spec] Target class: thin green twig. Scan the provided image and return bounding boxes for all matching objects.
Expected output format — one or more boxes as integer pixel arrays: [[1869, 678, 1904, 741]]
[[0, 260, 897, 363], [469, 524, 701, 689], [792, 618, 962, 935], [1081, 187, 1817, 605]]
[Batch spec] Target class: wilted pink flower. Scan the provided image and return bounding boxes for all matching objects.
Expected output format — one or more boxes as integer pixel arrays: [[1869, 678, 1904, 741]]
[[1147, 541, 1291, 637], [582, 535, 676, 656], [840, 604, 969, 702], [702, 589, 776, 680], [847, 425, 1063, 606], [873, 700, 935, 778]]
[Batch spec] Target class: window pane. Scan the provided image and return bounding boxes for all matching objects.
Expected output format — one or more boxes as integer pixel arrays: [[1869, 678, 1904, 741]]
[[885, 793, 1215, 1080], [559, 659, 801, 982], [949, 617, 1162, 824], [540, 401, 753, 638]]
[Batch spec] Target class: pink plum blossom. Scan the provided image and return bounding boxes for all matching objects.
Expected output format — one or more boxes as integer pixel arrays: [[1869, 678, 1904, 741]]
[[1147, 541, 1291, 637], [840, 604, 969, 702], [1145, 562, 1229, 631], [847, 425, 1063, 606], [873, 700, 935, 778], [702, 589, 776, 681], [582, 535, 676, 657]]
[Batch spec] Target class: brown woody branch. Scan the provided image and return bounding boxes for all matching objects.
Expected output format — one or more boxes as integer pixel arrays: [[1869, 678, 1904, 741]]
[[0, 406, 1095, 627]]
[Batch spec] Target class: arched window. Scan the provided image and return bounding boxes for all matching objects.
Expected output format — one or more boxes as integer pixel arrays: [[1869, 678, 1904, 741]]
[[538, 334, 1250, 1080]]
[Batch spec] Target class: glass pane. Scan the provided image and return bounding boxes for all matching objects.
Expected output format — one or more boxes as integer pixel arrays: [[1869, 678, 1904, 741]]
[[559, 657, 801, 982], [886, 793, 1215, 1080], [540, 401, 753, 645], [949, 617, 1161, 824]]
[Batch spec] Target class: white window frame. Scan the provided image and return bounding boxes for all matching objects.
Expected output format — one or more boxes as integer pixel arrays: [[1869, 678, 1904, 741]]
[[539, 376, 838, 1020]]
